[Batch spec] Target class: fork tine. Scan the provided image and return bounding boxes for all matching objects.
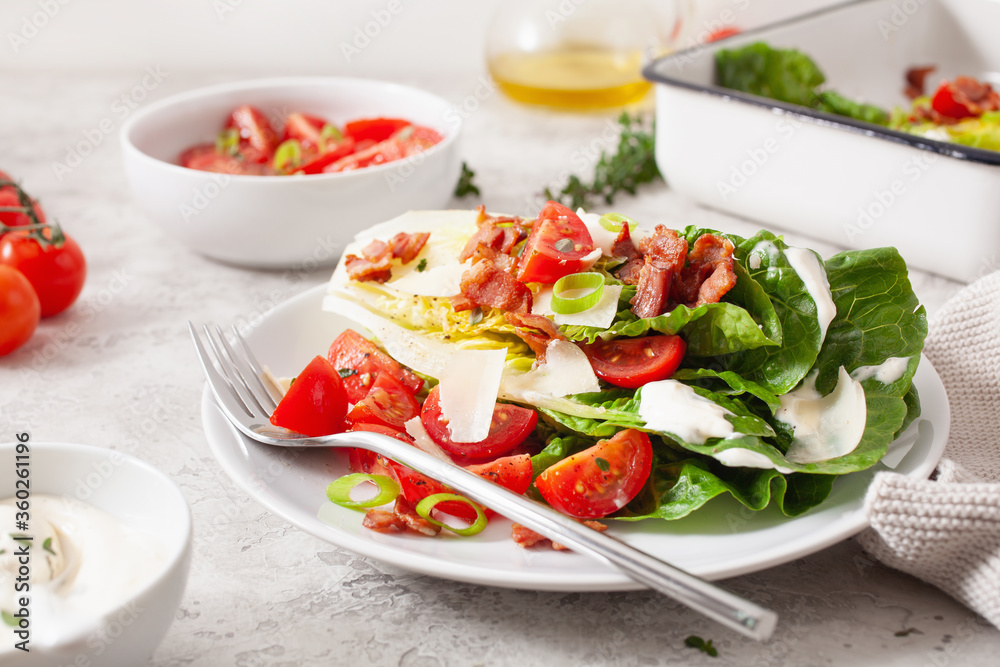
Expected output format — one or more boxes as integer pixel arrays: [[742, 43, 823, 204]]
[[229, 325, 280, 411], [211, 324, 271, 416], [203, 324, 269, 419], [188, 321, 254, 419]]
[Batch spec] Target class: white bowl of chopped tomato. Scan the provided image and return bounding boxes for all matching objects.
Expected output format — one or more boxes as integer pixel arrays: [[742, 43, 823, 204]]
[[121, 77, 462, 268]]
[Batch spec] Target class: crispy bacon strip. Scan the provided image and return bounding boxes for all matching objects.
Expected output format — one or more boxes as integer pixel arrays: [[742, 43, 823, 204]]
[[611, 224, 644, 285], [511, 520, 607, 550], [344, 238, 394, 283], [362, 498, 442, 536], [951, 76, 1000, 115], [390, 231, 429, 264], [673, 233, 737, 307], [452, 244, 532, 314], [504, 311, 564, 361], [630, 226, 688, 319], [904, 65, 936, 100], [362, 509, 405, 533], [459, 205, 529, 262]]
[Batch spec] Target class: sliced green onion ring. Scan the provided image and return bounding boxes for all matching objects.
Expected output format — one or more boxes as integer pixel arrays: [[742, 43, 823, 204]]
[[320, 123, 343, 148], [550, 272, 605, 315], [215, 128, 240, 155], [415, 493, 487, 536], [273, 139, 303, 172], [327, 473, 400, 510], [598, 213, 638, 234]]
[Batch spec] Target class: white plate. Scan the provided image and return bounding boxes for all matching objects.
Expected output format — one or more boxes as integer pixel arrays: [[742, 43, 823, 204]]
[[201, 284, 949, 591]]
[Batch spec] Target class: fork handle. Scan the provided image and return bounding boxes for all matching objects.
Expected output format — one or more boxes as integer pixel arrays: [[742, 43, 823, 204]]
[[336, 431, 778, 641]]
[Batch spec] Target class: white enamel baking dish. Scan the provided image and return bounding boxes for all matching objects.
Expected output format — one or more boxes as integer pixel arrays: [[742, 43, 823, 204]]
[[644, 0, 1000, 282]]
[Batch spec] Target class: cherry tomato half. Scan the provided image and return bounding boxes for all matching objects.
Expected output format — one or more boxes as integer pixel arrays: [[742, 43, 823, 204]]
[[420, 385, 538, 460], [282, 112, 327, 148], [0, 265, 40, 356], [327, 329, 423, 404], [325, 126, 443, 173], [535, 429, 653, 519], [225, 105, 279, 164], [517, 201, 595, 284], [345, 372, 420, 430], [270, 355, 349, 437], [178, 144, 270, 175], [0, 231, 86, 318], [580, 335, 686, 389]]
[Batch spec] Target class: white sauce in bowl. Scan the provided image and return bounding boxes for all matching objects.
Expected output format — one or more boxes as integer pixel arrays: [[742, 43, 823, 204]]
[[0, 494, 169, 653]]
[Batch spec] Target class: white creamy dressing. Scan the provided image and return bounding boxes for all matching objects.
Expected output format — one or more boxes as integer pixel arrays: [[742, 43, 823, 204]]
[[851, 356, 911, 385], [531, 283, 623, 329], [713, 448, 793, 474], [0, 495, 169, 652], [776, 368, 868, 464], [748, 241, 780, 271], [783, 247, 837, 344], [437, 347, 507, 442], [638, 380, 737, 444]]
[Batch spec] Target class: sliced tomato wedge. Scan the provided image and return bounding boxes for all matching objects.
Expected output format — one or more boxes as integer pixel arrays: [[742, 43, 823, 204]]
[[464, 453, 532, 495], [178, 144, 270, 175], [580, 335, 686, 389], [931, 83, 975, 120], [327, 329, 423, 404], [345, 372, 420, 429], [269, 356, 349, 437], [283, 112, 326, 148], [517, 201, 595, 284], [297, 137, 357, 174], [420, 385, 538, 460], [534, 429, 653, 519], [344, 117, 411, 144], [346, 423, 412, 478], [325, 126, 442, 173], [225, 105, 279, 163]]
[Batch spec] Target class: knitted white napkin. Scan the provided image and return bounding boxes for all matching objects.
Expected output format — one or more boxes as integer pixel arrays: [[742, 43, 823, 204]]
[[858, 271, 1000, 628]]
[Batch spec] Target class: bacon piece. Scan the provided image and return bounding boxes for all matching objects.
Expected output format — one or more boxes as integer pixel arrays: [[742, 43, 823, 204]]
[[951, 76, 1000, 116], [393, 497, 441, 537], [630, 226, 688, 319], [452, 244, 533, 314], [362, 509, 405, 533], [505, 312, 564, 361], [612, 224, 644, 285], [345, 239, 394, 283], [673, 233, 737, 307], [511, 520, 607, 551], [904, 65, 936, 100], [389, 231, 429, 264], [459, 205, 529, 262]]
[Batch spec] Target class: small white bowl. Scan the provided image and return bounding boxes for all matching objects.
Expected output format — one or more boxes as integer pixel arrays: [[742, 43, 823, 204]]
[[0, 441, 191, 666], [121, 77, 463, 268]]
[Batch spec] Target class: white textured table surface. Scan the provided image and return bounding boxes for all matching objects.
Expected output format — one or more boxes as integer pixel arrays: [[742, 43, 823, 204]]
[[1, 69, 997, 666]]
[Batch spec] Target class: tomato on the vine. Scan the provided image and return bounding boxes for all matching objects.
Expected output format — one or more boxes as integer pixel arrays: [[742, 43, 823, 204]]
[[534, 429, 652, 519], [0, 231, 86, 318], [580, 335, 686, 389], [517, 201, 595, 284], [0, 265, 40, 356]]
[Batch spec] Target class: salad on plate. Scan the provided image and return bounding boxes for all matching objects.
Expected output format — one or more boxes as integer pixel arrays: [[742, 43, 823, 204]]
[[269, 203, 927, 546]]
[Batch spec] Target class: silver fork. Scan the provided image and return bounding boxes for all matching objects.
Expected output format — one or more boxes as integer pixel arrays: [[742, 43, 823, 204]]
[[189, 321, 778, 641]]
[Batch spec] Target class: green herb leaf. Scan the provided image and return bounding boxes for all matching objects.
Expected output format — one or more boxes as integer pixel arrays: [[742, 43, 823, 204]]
[[454, 161, 481, 198], [337, 368, 358, 379], [544, 113, 662, 209], [684, 635, 719, 657], [42, 537, 55, 556], [595, 457, 610, 472], [416, 258, 428, 272], [554, 238, 575, 253]]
